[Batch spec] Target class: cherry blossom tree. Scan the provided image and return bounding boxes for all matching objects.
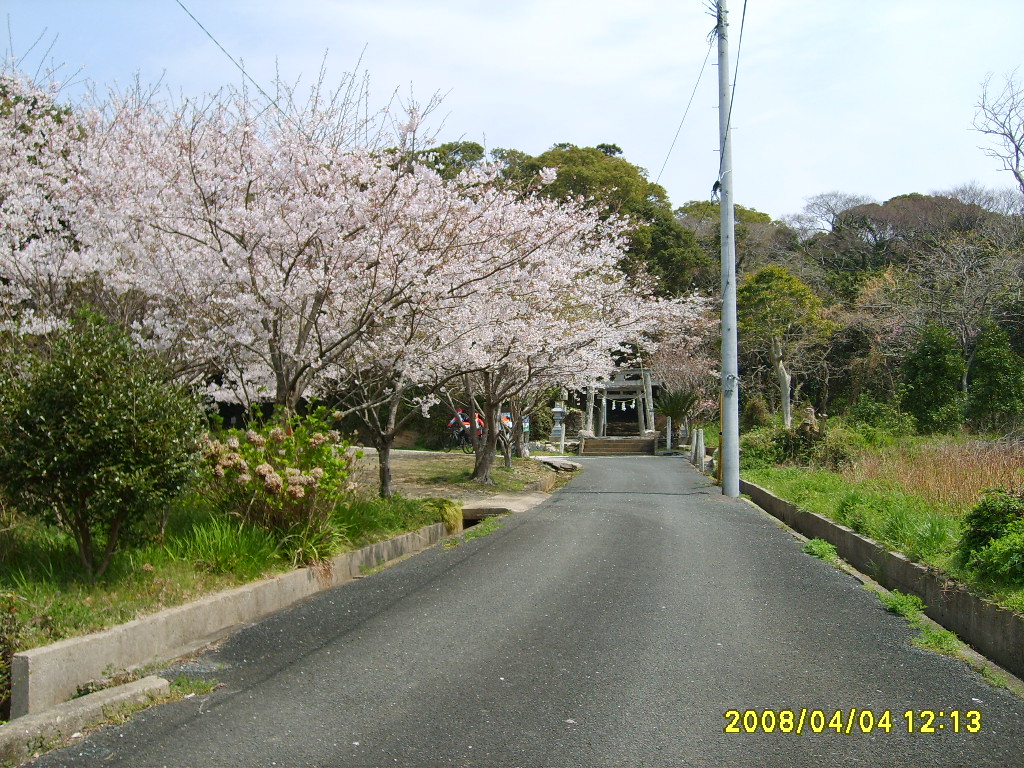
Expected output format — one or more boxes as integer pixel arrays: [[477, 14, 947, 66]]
[[434, 203, 682, 484], [77, 74, 473, 411], [0, 71, 94, 334], [326, 167, 663, 494]]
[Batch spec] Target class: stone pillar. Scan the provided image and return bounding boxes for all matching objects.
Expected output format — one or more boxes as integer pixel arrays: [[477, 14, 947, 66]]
[[597, 391, 607, 437], [636, 394, 646, 434], [642, 370, 655, 436], [584, 387, 595, 433]]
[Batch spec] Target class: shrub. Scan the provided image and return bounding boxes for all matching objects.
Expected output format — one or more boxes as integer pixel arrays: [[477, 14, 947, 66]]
[[740, 394, 773, 430], [846, 394, 916, 437], [0, 313, 204, 579], [966, 520, 1024, 584], [958, 488, 1024, 561], [965, 324, 1024, 432], [740, 427, 784, 469], [530, 406, 554, 441], [804, 423, 865, 470], [201, 408, 354, 565], [958, 489, 1024, 583]]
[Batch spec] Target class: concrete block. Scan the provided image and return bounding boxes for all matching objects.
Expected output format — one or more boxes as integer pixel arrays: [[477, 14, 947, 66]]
[[1, 676, 169, 766]]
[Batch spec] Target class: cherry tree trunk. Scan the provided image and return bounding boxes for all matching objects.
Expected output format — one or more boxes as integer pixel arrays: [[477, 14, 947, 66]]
[[471, 400, 502, 484]]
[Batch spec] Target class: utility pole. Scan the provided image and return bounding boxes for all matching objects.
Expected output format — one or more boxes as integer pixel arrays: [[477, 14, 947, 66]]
[[716, 0, 740, 498]]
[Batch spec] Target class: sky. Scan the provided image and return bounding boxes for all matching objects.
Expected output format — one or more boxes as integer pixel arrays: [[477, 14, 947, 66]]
[[5, 0, 1023, 220]]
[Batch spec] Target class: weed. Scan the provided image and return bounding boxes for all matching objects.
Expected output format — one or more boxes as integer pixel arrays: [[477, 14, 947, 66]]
[[444, 515, 504, 549], [419, 498, 463, 534], [981, 665, 1009, 689], [913, 626, 962, 656], [168, 676, 219, 697], [164, 516, 282, 578], [802, 538, 840, 565], [877, 589, 926, 620]]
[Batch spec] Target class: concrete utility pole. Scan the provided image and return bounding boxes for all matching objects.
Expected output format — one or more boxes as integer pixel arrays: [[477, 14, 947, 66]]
[[716, 0, 740, 497]]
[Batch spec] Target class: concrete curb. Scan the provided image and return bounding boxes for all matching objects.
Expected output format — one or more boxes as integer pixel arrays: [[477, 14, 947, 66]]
[[9, 523, 447, 720], [741, 479, 1024, 681], [0, 676, 169, 766]]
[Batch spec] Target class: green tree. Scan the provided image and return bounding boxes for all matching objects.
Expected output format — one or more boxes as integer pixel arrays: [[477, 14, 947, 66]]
[[416, 141, 486, 179], [675, 199, 787, 279], [0, 313, 203, 579], [499, 143, 708, 295], [737, 266, 833, 427], [900, 323, 966, 433], [965, 323, 1024, 432]]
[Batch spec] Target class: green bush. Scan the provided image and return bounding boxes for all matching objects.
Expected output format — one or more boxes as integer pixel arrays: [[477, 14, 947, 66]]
[[201, 407, 354, 565], [739, 427, 784, 468], [846, 394, 916, 437], [0, 313, 203, 579], [958, 489, 1024, 560], [740, 394, 773, 430], [530, 406, 554, 442], [966, 520, 1024, 584], [965, 323, 1024, 432], [958, 489, 1024, 583], [804, 423, 866, 470], [740, 421, 865, 471]]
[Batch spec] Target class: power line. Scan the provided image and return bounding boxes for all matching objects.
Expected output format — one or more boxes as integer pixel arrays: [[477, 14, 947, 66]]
[[719, 0, 749, 179], [172, 0, 346, 162], [173, 0, 279, 106], [655, 39, 714, 185]]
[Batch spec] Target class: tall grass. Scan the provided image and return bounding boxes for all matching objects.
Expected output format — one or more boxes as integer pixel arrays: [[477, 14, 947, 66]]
[[843, 437, 1024, 513], [745, 433, 1024, 612], [746, 467, 960, 566]]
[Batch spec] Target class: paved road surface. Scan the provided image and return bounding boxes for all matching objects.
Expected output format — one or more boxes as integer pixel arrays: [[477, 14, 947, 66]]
[[28, 456, 1024, 767]]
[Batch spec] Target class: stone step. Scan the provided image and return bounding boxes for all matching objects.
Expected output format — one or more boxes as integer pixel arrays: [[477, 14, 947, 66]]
[[579, 438, 656, 456]]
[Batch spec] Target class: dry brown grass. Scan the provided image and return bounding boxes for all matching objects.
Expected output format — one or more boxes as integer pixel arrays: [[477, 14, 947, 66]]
[[843, 438, 1024, 514]]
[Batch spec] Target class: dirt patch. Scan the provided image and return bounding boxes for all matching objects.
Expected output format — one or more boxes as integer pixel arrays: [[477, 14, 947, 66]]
[[350, 450, 561, 501]]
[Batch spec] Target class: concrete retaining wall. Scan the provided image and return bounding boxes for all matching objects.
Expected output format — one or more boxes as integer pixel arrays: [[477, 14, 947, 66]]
[[741, 480, 1024, 680], [10, 523, 446, 719]]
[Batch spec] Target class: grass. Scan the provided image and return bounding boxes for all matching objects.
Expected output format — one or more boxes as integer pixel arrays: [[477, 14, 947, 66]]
[[0, 451, 495, 719], [393, 454, 556, 494], [746, 466, 961, 565], [748, 465, 1024, 613], [803, 538, 840, 565], [0, 443, 562, 724], [841, 436, 1024, 513], [168, 675, 220, 697], [872, 588, 984, 666]]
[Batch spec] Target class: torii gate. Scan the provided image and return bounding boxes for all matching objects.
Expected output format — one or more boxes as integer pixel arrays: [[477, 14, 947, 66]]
[[582, 368, 659, 437]]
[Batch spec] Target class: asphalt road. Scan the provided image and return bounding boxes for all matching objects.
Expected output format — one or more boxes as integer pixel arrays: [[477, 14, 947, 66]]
[[28, 456, 1024, 768]]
